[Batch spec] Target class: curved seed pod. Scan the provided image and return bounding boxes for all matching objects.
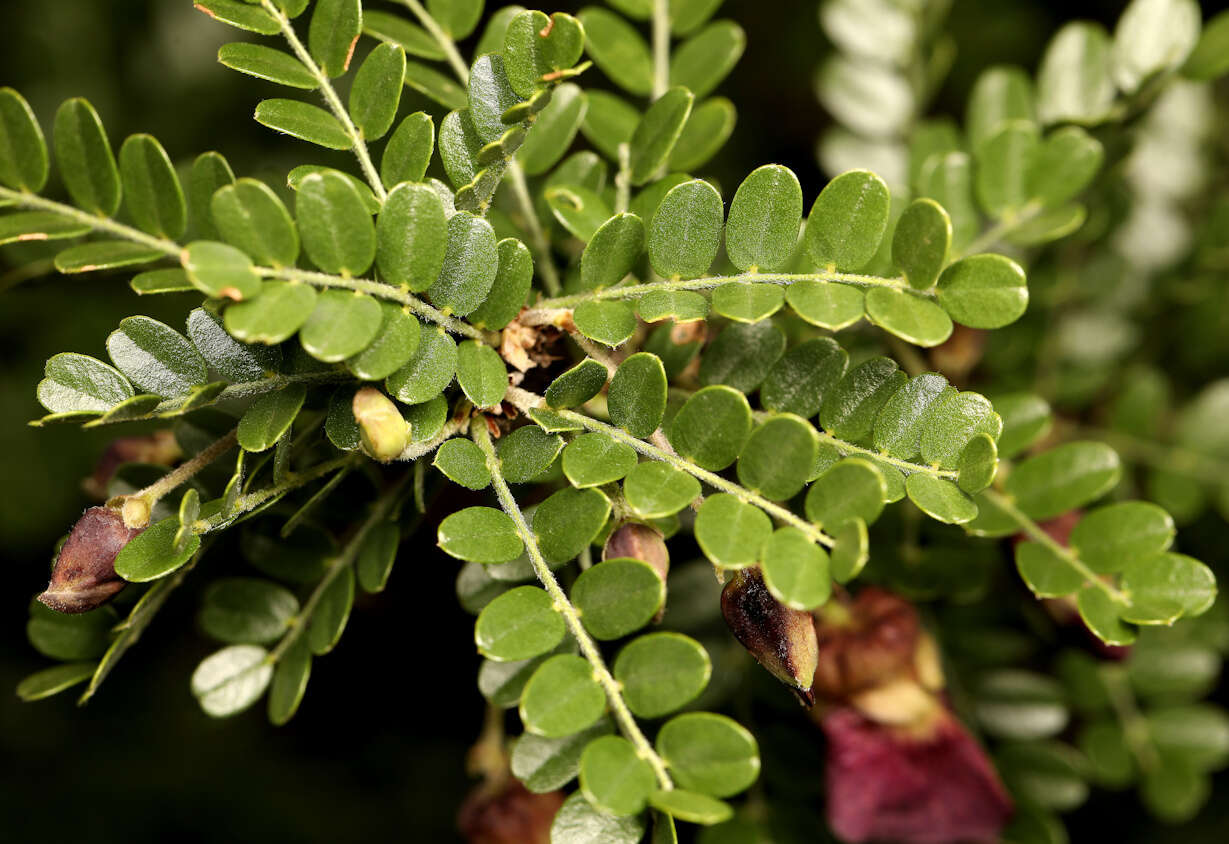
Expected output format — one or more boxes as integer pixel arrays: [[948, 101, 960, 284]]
[[353, 387, 409, 462], [604, 522, 670, 622], [721, 567, 818, 705], [39, 506, 143, 613], [812, 586, 921, 701]]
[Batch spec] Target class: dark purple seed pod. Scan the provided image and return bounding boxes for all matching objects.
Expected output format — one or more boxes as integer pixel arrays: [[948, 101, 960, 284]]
[[38, 506, 143, 614], [721, 567, 819, 705]]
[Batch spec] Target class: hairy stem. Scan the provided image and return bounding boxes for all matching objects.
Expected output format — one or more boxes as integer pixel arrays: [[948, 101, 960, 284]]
[[0, 187, 179, 255], [652, 0, 671, 100], [122, 428, 238, 514], [260, 0, 387, 202], [472, 418, 675, 790], [198, 454, 357, 533], [981, 488, 1130, 603], [506, 386, 836, 548], [397, 0, 470, 83]]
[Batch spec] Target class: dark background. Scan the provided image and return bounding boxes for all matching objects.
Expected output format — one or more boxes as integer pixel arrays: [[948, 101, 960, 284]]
[[2, 1, 1227, 842]]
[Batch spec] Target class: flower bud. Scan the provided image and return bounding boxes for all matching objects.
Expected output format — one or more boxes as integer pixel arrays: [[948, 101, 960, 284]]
[[721, 568, 818, 705], [603, 523, 669, 621], [38, 506, 143, 614], [821, 705, 1012, 844], [812, 587, 921, 702], [353, 387, 409, 462], [457, 779, 563, 844], [83, 430, 181, 499]]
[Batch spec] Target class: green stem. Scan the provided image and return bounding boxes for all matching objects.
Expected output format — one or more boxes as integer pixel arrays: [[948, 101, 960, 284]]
[[980, 488, 1130, 603], [527, 269, 918, 313], [267, 472, 411, 663], [506, 386, 836, 548], [125, 428, 238, 512], [397, 0, 470, 84], [651, 0, 671, 100], [198, 454, 357, 533], [260, 0, 387, 202], [0, 186, 179, 255], [471, 418, 675, 790], [955, 201, 1043, 258]]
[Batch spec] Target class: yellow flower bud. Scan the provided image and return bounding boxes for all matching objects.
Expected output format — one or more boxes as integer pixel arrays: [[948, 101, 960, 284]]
[[352, 387, 409, 462]]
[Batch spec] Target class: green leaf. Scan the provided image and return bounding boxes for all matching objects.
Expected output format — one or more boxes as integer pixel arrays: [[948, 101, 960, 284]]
[[381, 111, 434, 188], [563, 433, 638, 489], [958, 433, 999, 494], [191, 644, 272, 717], [519, 83, 588, 175], [224, 281, 318, 344], [711, 283, 785, 324], [374, 182, 447, 292], [578, 6, 653, 96], [200, 577, 299, 644], [267, 638, 311, 725], [1140, 754, 1209, 824], [356, 522, 400, 592], [0, 87, 47, 192], [546, 185, 612, 242], [669, 96, 736, 171], [468, 238, 533, 331], [26, 602, 115, 661], [1026, 127, 1104, 209], [574, 300, 637, 348], [806, 458, 886, 528], [1112, 0, 1200, 93], [52, 241, 163, 274], [805, 169, 890, 271], [614, 632, 710, 718], [189, 151, 235, 240], [1121, 553, 1217, 620], [467, 54, 522, 145], [1069, 502, 1174, 575], [438, 506, 524, 564], [892, 198, 951, 291], [976, 671, 1070, 740], [974, 120, 1039, 218], [401, 62, 466, 112], [53, 97, 121, 216], [545, 358, 608, 408], [761, 338, 848, 419], [966, 65, 1035, 149], [695, 494, 772, 568], [503, 10, 585, 97], [936, 253, 1028, 329], [520, 653, 607, 737], [608, 352, 667, 438], [114, 516, 201, 582], [573, 557, 665, 640], [648, 178, 723, 279], [670, 20, 744, 99], [1182, 10, 1229, 80], [637, 290, 709, 323], [427, 0, 482, 39], [349, 42, 404, 141], [475, 585, 567, 661], [580, 214, 645, 294], [580, 90, 638, 162], [761, 526, 831, 611], [580, 735, 657, 816], [630, 87, 694, 186], [37, 352, 133, 413], [622, 462, 700, 519], [254, 99, 350, 150], [287, 164, 380, 212], [512, 720, 615, 793], [211, 179, 299, 273], [650, 789, 733, 825], [307, 567, 354, 655], [16, 662, 96, 702], [346, 302, 421, 381], [496, 425, 565, 483], [131, 269, 196, 296], [428, 211, 499, 316], [195, 0, 279, 34], [479, 640, 575, 708], [1077, 586, 1136, 646], [873, 373, 950, 460], [106, 316, 206, 398], [737, 415, 819, 501], [1004, 202, 1086, 246], [188, 307, 280, 382], [656, 712, 759, 798], [820, 356, 904, 442], [181, 241, 261, 302], [1005, 442, 1121, 520], [296, 171, 376, 275], [551, 791, 645, 844], [1036, 22, 1115, 125], [668, 385, 752, 471], [865, 287, 953, 347], [299, 290, 382, 362], [906, 474, 978, 524], [237, 383, 306, 452], [1146, 704, 1229, 772], [406, 394, 448, 442], [533, 487, 611, 564], [0, 212, 88, 246], [725, 165, 802, 274], [919, 391, 1001, 468], [995, 392, 1053, 459], [829, 517, 869, 582], [217, 42, 317, 89], [698, 320, 785, 393], [308, 0, 361, 77], [434, 438, 492, 490], [785, 280, 865, 330]]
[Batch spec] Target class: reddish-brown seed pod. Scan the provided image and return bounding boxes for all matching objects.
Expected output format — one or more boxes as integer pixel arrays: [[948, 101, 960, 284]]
[[82, 430, 181, 499], [457, 779, 563, 844], [721, 567, 819, 704], [38, 506, 143, 614], [812, 586, 921, 702], [604, 522, 670, 622]]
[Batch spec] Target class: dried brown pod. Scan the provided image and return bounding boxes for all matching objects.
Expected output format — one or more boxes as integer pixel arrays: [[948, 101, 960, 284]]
[[721, 567, 819, 704], [82, 430, 181, 499], [457, 779, 563, 844], [812, 586, 921, 702], [38, 506, 143, 614]]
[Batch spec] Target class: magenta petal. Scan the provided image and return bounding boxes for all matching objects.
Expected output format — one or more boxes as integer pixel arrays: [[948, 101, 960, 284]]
[[822, 706, 1013, 844]]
